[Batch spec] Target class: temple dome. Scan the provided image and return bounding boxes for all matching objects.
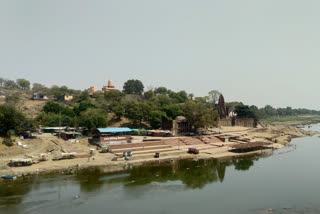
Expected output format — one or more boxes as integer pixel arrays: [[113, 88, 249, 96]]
[[108, 79, 114, 88]]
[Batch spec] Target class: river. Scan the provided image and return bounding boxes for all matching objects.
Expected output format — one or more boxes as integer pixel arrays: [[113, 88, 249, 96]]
[[1, 124, 320, 214]]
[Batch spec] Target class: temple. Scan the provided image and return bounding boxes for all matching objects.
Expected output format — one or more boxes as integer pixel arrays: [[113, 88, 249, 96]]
[[102, 79, 117, 92]]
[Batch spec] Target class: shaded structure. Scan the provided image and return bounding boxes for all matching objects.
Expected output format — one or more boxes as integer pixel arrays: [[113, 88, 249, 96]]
[[32, 93, 48, 100], [162, 116, 191, 136], [90, 128, 133, 146]]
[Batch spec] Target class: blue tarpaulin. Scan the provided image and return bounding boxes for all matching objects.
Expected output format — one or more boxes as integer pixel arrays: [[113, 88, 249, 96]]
[[96, 128, 132, 133]]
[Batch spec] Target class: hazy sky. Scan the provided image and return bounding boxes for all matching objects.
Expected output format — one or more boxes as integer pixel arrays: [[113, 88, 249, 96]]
[[1, 1, 319, 109]]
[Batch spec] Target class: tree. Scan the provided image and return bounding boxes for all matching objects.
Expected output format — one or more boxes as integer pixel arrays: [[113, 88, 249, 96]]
[[104, 90, 124, 102], [234, 105, 256, 119], [78, 108, 107, 132], [78, 90, 90, 102], [0, 104, 35, 136], [110, 103, 126, 120], [73, 101, 96, 116], [123, 79, 144, 95], [32, 83, 48, 93], [36, 112, 75, 127], [154, 87, 168, 95], [182, 101, 218, 130], [43, 102, 60, 114], [148, 111, 165, 129], [16, 79, 30, 90], [50, 85, 70, 101], [208, 90, 221, 106], [144, 90, 154, 100], [4, 80, 18, 89], [125, 102, 151, 127], [161, 104, 183, 119]]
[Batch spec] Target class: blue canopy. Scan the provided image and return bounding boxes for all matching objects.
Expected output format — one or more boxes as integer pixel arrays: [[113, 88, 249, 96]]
[[96, 128, 132, 133]]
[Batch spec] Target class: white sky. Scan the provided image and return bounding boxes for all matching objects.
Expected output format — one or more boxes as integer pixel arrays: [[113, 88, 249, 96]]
[[0, 0, 319, 109]]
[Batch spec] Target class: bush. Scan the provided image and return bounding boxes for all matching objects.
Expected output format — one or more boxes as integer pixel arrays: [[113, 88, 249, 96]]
[[3, 138, 14, 147]]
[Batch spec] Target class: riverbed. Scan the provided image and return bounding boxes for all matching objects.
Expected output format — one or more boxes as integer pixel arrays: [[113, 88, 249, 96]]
[[1, 124, 320, 214]]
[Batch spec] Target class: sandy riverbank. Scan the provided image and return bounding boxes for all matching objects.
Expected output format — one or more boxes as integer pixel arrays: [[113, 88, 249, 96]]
[[0, 125, 317, 177]]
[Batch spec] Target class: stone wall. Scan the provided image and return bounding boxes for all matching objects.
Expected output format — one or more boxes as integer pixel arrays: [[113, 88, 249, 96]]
[[219, 118, 233, 127], [218, 118, 256, 128], [235, 118, 256, 127]]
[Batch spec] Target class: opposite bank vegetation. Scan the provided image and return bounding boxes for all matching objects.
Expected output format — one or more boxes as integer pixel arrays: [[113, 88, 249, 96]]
[[1, 77, 320, 142]]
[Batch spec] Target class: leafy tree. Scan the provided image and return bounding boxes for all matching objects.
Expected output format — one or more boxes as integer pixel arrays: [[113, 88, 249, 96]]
[[123, 79, 144, 95], [154, 87, 168, 95], [161, 104, 183, 119], [50, 85, 70, 101], [104, 90, 124, 102], [43, 102, 60, 114], [73, 101, 96, 116], [156, 95, 172, 107], [144, 90, 154, 100], [234, 105, 256, 119], [36, 112, 75, 127], [32, 83, 48, 92], [125, 102, 151, 127], [208, 90, 221, 106], [182, 101, 218, 129], [78, 90, 90, 102], [148, 111, 164, 129], [16, 79, 30, 90], [110, 103, 126, 120], [78, 108, 107, 132], [0, 104, 35, 136], [4, 80, 18, 89]]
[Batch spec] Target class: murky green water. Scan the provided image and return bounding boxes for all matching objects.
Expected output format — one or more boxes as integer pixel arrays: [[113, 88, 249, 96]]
[[1, 124, 320, 214]]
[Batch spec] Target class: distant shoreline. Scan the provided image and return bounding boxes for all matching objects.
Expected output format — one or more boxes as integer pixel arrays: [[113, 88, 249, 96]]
[[0, 125, 317, 178]]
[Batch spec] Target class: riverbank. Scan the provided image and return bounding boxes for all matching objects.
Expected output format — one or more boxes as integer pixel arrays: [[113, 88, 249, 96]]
[[0, 125, 317, 177], [261, 115, 320, 126]]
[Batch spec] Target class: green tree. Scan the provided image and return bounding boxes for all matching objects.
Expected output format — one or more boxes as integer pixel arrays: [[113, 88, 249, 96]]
[[208, 90, 221, 106], [78, 90, 90, 102], [4, 80, 18, 89], [234, 105, 256, 119], [148, 111, 164, 129], [50, 85, 70, 101], [43, 102, 60, 114], [32, 83, 48, 92], [16, 79, 30, 90], [110, 103, 126, 120], [73, 101, 96, 116], [78, 108, 107, 132], [144, 90, 154, 100], [154, 87, 168, 95], [0, 104, 35, 136], [123, 79, 144, 95], [182, 101, 218, 129], [125, 102, 151, 127], [104, 90, 124, 102], [161, 104, 183, 119]]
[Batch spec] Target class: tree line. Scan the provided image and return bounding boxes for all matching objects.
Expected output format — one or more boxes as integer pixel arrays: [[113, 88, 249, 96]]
[[1, 77, 320, 139]]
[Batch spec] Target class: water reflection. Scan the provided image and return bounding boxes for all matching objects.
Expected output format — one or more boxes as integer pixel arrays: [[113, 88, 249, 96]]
[[0, 156, 258, 208], [78, 156, 258, 191]]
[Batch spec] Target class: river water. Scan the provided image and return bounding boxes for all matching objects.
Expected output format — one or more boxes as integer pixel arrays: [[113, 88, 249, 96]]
[[1, 124, 320, 214]]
